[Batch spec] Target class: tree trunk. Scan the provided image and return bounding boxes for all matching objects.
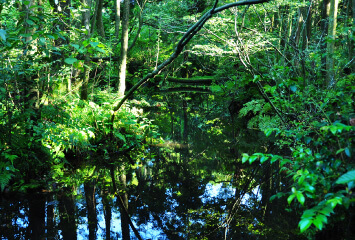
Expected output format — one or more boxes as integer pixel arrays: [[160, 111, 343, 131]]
[[96, 0, 105, 37], [80, 0, 92, 100], [58, 191, 77, 240], [326, 0, 339, 85], [349, 0, 355, 72], [118, 0, 130, 97], [92, 0, 105, 37], [321, 0, 330, 77], [84, 181, 98, 240], [114, 0, 121, 38], [119, 173, 130, 240], [102, 187, 112, 240]]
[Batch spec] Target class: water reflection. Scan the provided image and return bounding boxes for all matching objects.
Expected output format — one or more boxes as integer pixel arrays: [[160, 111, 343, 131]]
[[1, 95, 300, 239], [0, 182, 241, 239]]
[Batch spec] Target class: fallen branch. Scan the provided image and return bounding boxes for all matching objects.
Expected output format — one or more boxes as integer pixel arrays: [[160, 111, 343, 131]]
[[160, 87, 211, 93]]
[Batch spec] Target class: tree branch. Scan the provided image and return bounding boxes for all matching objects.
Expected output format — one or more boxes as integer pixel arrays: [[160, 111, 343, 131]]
[[110, 0, 270, 125]]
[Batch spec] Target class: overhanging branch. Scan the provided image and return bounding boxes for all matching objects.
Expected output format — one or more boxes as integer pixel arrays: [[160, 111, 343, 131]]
[[110, 0, 270, 125]]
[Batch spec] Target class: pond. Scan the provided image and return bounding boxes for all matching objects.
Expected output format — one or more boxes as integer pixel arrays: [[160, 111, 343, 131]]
[[0, 182, 240, 239], [0, 95, 296, 240]]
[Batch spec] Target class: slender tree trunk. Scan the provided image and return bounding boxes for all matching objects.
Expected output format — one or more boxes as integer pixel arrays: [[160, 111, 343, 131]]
[[91, 0, 98, 34], [119, 173, 130, 240], [92, 0, 105, 37], [80, 0, 92, 100], [96, 0, 105, 37], [118, 0, 130, 97], [321, 0, 330, 77], [58, 191, 77, 240], [102, 187, 112, 240], [350, 0, 355, 72], [84, 181, 98, 240], [114, 0, 120, 38], [326, 0, 339, 84]]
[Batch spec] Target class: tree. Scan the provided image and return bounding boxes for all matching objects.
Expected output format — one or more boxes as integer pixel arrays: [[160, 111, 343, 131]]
[[326, 0, 339, 84], [118, 0, 130, 97]]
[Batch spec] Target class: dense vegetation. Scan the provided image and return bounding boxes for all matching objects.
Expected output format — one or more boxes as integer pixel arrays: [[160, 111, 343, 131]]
[[0, 0, 354, 239]]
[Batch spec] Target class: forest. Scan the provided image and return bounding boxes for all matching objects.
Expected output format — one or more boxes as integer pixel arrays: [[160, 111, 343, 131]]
[[0, 0, 354, 239]]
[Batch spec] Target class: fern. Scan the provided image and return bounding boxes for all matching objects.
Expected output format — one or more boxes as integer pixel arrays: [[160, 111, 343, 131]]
[[239, 99, 266, 117], [0, 161, 16, 192], [239, 99, 280, 130]]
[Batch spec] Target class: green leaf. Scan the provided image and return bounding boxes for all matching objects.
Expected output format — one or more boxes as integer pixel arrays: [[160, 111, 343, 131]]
[[336, 170, 355, 184], [344, 147, 351, 157], [287, 194, 295, 205], [264, 128, 273, 137], [304, 184, 315, 193], [241, 153, 249, 163], [336, 148, 344, 155], [290, 85, 297, 92], [260, 155, 269, 163], [270, 155, 280, 163], [302, 209, 316, 218], [64, 57, 78, 65], [90, 41, 99, 47], [299, 218, 313, 233], [26, 19, 35, 25], [249, 155, 258, 163], [313, 215, 325, 230], [252, 75, 260, 82], [297, 192, 305, 205], [0, 29, 6, 41], [330, 126, 337, 135], [319, 205, 334, 216], [298, 175, 306, 185], [71, 44, 80, 50]]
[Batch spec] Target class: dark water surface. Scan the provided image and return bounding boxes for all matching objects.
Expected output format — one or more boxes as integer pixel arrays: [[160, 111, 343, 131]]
[[0, 182, 238, 239], [1, 97, 278, 240]]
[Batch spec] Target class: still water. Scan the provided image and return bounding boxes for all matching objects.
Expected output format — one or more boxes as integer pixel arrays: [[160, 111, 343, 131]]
[[0, 182, 240, 239], [1, 98, 268, 239]]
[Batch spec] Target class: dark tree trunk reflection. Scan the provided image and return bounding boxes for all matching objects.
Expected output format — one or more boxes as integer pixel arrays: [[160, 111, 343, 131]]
[[84, 180, 98, 240], [58, 190, 77, 240], [28, 193, 45, 239], [102, 187, 112, 240], [119, 173, 130, 240]]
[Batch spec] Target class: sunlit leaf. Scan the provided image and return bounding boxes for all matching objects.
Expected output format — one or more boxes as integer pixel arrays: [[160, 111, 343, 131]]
[[249, 155, 258, 163], [299, 218, 312, 232], [264, 128, 273, 137], [336, 148, 344, 155], [65, 57, 78, 64], [336, 170, 355, 184], [287, 194, 295, 205], [297, 192, 305, 205], [260, 155, 269, 163], [242, 153, 249, 163], [90, 41, 99, 47], [0, 29, 6, 41]]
